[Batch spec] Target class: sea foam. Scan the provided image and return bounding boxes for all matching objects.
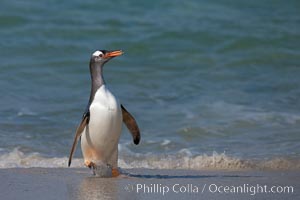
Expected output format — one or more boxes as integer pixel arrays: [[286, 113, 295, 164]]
[[0, 148, 299, 170]]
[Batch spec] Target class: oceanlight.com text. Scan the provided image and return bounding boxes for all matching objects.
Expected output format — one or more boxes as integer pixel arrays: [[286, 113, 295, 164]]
[[124, 183, 294, 196]]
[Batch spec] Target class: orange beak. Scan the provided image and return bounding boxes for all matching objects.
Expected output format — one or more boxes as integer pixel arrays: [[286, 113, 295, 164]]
[[104, 50, 123, 58]]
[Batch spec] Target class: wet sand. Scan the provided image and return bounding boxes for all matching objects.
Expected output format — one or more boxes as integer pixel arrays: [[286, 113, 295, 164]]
[[0, 168, 299, 200]]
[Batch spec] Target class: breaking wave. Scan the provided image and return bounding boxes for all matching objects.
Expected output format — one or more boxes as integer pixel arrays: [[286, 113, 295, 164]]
[[0, 148, 299, 170]]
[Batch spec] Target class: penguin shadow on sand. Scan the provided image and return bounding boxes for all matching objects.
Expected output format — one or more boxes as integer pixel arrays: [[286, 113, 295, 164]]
[[120, 170, 260, 179]]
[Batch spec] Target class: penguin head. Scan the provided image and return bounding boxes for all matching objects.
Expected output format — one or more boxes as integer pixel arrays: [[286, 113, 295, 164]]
[[91, 50, 123, 65]]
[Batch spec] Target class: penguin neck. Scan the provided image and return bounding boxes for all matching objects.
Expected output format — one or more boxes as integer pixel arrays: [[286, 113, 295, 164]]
[[89, 62, 105, 104]]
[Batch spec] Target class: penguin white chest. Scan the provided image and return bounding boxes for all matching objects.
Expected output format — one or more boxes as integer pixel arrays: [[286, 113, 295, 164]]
[[90, 85, 122, 121], [81, 85, 122, 166]]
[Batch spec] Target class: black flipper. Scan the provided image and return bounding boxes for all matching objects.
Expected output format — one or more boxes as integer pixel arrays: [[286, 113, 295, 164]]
[[68, 112, 90, 167], [121, 104, 140, 145]]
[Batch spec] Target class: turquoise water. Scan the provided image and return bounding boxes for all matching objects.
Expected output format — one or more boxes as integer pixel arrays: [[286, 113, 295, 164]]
[[0, 0, 300, 169]]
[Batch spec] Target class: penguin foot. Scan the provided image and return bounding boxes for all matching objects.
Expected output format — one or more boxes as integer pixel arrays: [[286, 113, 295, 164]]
[[84, 160, 96, 169], [112, 168, 120, 177], [85, 160, 114, 177]]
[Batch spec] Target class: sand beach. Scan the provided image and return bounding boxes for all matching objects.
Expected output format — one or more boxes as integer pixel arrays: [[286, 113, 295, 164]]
[[0, 168, 299, 200]]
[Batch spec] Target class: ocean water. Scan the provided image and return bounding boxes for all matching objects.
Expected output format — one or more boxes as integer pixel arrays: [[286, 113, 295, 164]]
[[0, 0, 300, 170]]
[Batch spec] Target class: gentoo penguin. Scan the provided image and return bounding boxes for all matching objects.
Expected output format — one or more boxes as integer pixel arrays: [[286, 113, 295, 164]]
[[68, 50, 140, 177]]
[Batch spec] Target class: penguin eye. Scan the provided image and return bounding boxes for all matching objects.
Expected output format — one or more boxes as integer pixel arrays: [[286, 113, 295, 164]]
[[99, 53, 103, 57]]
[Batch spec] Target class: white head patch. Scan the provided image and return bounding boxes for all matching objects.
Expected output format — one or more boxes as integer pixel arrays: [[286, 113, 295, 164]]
[[92, 50, 103, 57]]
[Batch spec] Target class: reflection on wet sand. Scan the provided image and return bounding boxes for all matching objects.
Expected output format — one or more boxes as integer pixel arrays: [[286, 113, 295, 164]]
[[77, 177, 118, 200], [65, 170, 138, 200]]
